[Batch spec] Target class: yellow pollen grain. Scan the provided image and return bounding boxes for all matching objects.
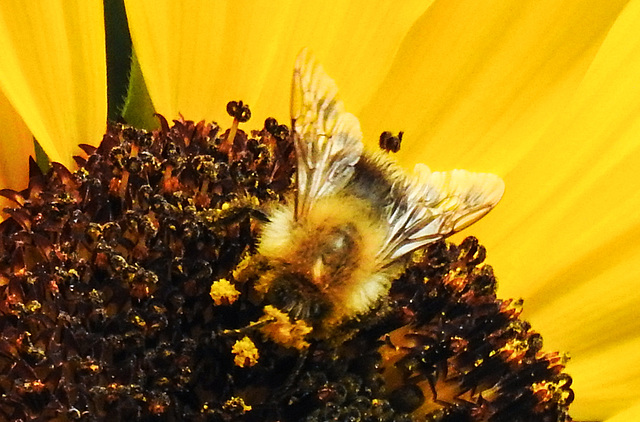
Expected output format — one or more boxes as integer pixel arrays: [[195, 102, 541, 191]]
[[222, 396, 252, 413], [231, 336, 259, 368], [209, 278, 241, 305]]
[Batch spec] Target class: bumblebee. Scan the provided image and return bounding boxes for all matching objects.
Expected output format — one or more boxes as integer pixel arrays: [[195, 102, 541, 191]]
[[256, 50, 504, 334]]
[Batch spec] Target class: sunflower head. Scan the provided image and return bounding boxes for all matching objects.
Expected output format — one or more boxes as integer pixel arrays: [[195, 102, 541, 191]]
[[0, 112, 572, 420]]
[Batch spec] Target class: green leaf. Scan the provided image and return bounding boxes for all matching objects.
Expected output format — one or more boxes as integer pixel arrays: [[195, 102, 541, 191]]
[[33, 138, 50, 174], [121, 48, 159, 130], [104, 0, 132, 122]]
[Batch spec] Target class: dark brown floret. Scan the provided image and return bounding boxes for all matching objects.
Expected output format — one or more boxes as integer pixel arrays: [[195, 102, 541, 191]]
[[0, 115, 572, 421], [379, 131, 403, 153], [226, 100, 252, 123], [264, 117, 290, 141], [381, 239, 574, 421]]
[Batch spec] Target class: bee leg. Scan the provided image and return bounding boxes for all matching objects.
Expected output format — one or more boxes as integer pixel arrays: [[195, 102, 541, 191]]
[[427, 376, 438, 402], [275, 347, 310, 397], [220, 318, 270, 336]]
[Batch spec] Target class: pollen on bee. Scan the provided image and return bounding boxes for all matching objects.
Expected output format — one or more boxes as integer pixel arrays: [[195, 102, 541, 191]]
[[258, 305, 312, 350]]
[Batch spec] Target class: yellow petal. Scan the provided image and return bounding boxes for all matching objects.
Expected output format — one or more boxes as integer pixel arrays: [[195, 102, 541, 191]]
[[359, 0, 629, 172], [605, 400, 640, 422], [504, 1, 640, 418], [570, 336, 640, 419], [0, 88, 34, 214], [0, 0, 107, 169], [125, 0, 430, 126]]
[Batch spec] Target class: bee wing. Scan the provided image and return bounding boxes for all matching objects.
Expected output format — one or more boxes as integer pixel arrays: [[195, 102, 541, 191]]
[[291, 49, 364, 219], [378, 163, 505, 263]]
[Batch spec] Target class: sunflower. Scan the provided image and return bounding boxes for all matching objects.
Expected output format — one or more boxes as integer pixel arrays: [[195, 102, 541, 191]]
[[0, 0, 639, 420]]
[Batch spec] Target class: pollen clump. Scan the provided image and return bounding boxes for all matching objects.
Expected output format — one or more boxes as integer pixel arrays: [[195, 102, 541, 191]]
[[210, 278, 241, 305], [231, 336, 259, 367], [222, 396, 252, 414]]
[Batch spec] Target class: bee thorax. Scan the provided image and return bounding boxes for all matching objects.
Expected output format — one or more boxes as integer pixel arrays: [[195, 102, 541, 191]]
[[258, 197, 392, 325], [304, 223, 360, 286]]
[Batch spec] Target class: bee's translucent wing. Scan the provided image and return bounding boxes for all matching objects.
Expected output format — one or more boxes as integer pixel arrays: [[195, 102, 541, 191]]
[[291, 49, 363, 219], [378, 164, 505, 263]]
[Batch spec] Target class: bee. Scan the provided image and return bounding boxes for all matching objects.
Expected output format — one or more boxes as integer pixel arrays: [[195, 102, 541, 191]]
[[255, 49, 504, 335]]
